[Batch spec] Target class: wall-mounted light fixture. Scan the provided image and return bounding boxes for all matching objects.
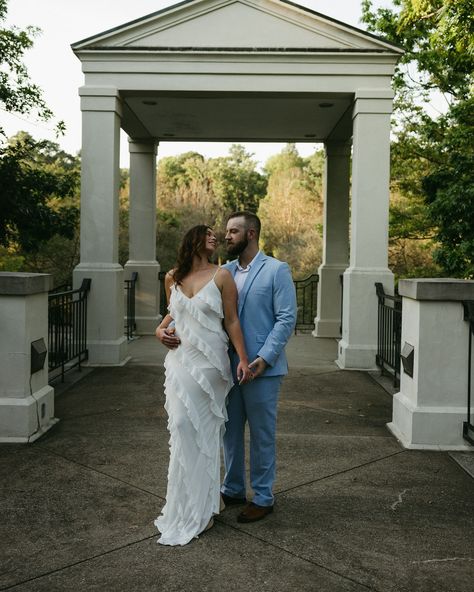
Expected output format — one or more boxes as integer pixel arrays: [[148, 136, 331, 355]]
[[31, 338, 47, 375], [401, 342, 414, 377]]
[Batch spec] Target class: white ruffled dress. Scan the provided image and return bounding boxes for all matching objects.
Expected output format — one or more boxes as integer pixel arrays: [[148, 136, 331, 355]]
[[155, 277, 233, 546]]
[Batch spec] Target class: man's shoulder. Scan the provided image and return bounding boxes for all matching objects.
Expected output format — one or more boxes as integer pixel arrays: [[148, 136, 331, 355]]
[[261, 254, 290, 271], [222, 259, 237, 270]]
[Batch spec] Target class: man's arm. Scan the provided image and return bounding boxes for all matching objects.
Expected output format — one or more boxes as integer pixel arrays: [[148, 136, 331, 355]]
[[256, 262, 297, 368]]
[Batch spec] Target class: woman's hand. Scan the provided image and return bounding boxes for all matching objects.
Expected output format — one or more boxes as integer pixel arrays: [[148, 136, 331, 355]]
[[237, 360, 253, 385], [155, 325, 180, 349]]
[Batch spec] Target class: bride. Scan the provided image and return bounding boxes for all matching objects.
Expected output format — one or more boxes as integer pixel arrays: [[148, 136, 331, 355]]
[[154, 224, 252, 546]]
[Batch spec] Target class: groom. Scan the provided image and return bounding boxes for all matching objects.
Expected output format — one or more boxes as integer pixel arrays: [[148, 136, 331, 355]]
[[221, 211, 296, 523]]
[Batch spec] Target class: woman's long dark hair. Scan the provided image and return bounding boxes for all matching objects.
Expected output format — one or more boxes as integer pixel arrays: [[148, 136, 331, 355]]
[[173, 225, 212, 285]]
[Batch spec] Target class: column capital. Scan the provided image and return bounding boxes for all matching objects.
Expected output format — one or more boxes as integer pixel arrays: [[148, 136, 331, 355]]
[[79, 86, 122, 116], [353, 89, 394, 118], [128, 138, 158, 155]]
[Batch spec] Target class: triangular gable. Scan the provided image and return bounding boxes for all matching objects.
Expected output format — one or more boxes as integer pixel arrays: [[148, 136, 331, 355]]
[[72, 0, 403, 53]]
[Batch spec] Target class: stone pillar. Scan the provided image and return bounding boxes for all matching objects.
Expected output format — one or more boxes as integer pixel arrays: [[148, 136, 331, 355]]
[[314, 141, 350, 338], [388, 279, 474, 450], [0, 273, 57, 443], [73, 87, 128, 365], [124, 139, 161, 334], [337, 90, 394, 370]]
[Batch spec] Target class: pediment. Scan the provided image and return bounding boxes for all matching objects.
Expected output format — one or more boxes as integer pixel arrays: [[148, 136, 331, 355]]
[[72, 0, 402, 53]]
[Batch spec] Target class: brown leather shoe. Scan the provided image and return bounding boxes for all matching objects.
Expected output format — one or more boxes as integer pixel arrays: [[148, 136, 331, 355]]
[[237, 502, 273, 523]]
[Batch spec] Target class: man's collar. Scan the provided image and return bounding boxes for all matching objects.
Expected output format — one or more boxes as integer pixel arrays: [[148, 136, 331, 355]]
[[237, 250, 261, 271]]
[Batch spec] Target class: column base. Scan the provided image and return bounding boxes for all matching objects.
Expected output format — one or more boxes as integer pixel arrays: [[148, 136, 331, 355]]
[[0, 386, 58, 443], [85, 337, 130, 366], [314, 263, 346, 338], [388, 391, 472, 451], [313, 319, 341, 338], [335, 341, 378, 370], [124, 260, 161, 336], [133, 315, 163, 335], [74, 263, 129, 366], [337, 267, 393, 370]]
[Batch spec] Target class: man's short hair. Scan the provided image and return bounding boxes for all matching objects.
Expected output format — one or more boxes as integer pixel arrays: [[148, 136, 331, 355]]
[[227, 211, 261, 238]]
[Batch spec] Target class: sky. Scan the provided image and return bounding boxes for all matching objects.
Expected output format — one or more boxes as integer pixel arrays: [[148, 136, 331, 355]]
[[3, 0, 392, 168]]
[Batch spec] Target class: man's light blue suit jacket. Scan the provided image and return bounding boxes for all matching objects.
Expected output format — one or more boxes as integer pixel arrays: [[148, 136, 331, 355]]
[[224, 251, 297, 377]]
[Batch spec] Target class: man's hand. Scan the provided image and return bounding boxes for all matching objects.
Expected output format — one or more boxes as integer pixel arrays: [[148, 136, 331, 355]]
[[155, 325, 180, 350], [248, 356, 268, 378]]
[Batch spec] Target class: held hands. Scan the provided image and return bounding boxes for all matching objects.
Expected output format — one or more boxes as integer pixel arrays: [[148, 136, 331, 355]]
[[237, 360, 253, 385], [155, 325, 181, 350], [248, 356, 268, 379], [237, 356, 268, 384]]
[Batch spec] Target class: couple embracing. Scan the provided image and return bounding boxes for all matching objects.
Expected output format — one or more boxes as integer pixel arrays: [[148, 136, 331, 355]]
[[154, 211, 297, 546]]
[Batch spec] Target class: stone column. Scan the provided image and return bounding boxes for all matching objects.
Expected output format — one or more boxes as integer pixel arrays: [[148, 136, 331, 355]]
[[337, 90, 394, 370], [389, 279, 474, 450], [124, 139, 161, 334], [0, 273, 57, 442], [73, 87, 128, 365], [314, 141, 350, 338]]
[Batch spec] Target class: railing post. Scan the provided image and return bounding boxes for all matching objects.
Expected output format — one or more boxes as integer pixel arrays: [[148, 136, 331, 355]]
[[0, 272, 57, 442], [124, 272, 138, 340], [388, 279, 474, 450]]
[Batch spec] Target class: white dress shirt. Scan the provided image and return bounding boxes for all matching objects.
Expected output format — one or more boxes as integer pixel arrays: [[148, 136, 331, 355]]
[[234, 251, 260, 295]]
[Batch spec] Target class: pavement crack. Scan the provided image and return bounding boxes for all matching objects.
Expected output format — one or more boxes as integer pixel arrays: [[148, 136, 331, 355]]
[[33, 446, 165, 502], [391, 488, 409, 511], [0, 535, 156, 591], [217, 520, 382, 592], [275, 450, 406, 496], [411, 557, 474, 565]]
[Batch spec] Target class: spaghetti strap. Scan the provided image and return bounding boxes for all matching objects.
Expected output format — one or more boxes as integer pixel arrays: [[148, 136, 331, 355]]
[[212, 266, 220, 279]]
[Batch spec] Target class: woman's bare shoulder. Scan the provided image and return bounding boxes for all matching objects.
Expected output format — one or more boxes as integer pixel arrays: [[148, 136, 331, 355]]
[[165, 269, 176, 283]]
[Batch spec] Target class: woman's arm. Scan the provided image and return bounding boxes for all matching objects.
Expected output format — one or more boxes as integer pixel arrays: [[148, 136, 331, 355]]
[[218, 269, 252, 384], [155, 271, 180, 349]]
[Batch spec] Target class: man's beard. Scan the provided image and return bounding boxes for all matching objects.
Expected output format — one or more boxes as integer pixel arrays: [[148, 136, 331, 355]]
[[226, 236, 248, 257]]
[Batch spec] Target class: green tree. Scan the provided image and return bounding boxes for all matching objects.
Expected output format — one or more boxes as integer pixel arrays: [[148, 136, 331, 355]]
[[0, 0, 63, 135], [208, 144, 267, 214], [362, 0, 474, 278], [0, 132, 79, 254], [154, 146, 267, 271], [258, 144, 324, 278]]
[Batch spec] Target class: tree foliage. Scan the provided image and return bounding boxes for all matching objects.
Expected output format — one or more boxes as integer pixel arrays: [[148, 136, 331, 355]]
[[362, 0, 474, 278], [258, 144, 324, 278], [0, 132, 79, 253], [0, 0, 64, 135], [153, 145, 267, 271]]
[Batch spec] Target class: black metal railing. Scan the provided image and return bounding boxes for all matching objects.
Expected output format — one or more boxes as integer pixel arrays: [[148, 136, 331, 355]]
[[375, 282, 402, 387], [294, 274, 319, 333], [48, 279, 91, 382], [159, 270, 168, 318], [124, 272, 138, 340], [340, 274, 344, 336], [463, 301, 474, 446]]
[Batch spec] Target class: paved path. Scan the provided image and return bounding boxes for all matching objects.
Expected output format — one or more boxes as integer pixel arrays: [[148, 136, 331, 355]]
[[1, 335, 473, 591]]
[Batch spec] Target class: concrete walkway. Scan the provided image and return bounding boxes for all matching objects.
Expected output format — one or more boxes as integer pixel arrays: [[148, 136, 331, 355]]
[[1, 335, 473, 592]]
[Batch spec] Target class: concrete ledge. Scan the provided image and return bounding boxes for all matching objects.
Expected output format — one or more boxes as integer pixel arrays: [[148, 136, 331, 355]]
[[399, 278, 474, 301], [0, 272, 53, 295]]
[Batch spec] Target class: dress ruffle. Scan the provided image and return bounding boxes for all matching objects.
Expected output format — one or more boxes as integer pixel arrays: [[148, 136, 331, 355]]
[[155, 275, 233, 546]]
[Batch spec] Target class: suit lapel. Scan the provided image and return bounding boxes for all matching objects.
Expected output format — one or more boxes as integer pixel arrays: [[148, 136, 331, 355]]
[[238, 251, 267, 315]]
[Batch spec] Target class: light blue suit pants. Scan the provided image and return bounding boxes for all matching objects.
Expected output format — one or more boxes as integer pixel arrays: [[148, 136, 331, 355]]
[[222, 375, 282, 507]]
